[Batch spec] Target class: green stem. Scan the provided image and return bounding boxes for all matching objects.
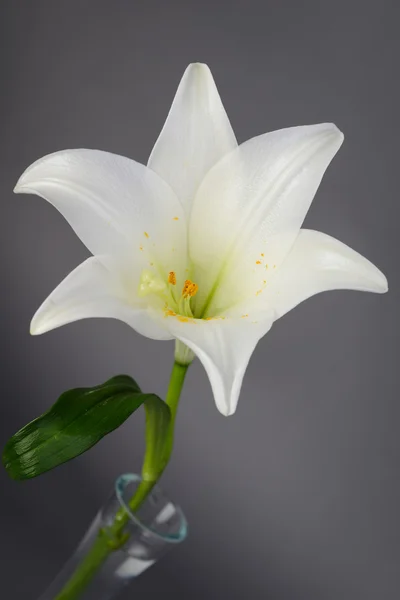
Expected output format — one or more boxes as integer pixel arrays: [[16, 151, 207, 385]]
[[163, 361, 189, 463], [53, 537, 110, 600], [54, 361, 189, 600]]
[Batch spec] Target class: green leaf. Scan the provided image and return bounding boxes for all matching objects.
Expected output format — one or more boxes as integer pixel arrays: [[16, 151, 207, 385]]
[[142, 396, 171, 481], [2, 375, 157, 480]]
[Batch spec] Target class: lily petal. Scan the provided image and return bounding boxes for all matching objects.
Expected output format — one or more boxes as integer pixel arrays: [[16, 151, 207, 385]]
[[165, 310, 274, 416], [148, 63, 237, 214], [189, 123, 343, 316], [264, 229, 388, 318], [31, 255, 173, 340], [15, 149, 186, 264]]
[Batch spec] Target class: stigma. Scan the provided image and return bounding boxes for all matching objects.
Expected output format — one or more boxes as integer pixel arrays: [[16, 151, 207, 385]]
[[138, 270, 166, 297]]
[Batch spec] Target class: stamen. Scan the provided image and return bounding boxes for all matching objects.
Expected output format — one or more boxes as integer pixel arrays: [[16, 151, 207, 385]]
[[189, 283, 198, 297], [182, 280, 189, 296], [182, 279, 198, 298], [138, 268, 199, 321]]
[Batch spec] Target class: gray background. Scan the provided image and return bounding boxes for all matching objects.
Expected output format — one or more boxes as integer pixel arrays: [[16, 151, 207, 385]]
[[0, 1, 398, 599]]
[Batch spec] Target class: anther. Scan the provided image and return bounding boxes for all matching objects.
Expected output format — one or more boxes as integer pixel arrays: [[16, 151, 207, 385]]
[[182, 279, 198, 298]]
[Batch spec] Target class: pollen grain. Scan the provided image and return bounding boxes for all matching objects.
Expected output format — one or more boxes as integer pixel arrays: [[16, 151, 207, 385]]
[[168, 271, 177, 285], [182, 279, 198, 298]]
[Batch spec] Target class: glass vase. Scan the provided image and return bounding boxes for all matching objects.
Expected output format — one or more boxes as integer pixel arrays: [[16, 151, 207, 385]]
[[38, 473, 187, 600]]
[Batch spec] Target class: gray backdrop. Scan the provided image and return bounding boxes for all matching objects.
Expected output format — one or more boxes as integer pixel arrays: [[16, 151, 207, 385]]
[[1, 1, 398, 599]]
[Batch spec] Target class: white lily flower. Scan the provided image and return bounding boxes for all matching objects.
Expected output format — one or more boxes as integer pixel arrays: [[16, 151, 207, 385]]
[[14, 63, 387, 416]]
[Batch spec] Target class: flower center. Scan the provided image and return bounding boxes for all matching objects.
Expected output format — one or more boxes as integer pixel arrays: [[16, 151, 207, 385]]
[[137, 269, 198, 320]]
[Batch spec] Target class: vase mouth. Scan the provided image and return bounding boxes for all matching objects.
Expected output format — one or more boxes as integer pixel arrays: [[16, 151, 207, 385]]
[[115, 473, 187, 544]]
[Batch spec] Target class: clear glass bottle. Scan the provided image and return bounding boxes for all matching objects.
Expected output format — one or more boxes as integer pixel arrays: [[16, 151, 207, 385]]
[[38, 473, 187, 600]]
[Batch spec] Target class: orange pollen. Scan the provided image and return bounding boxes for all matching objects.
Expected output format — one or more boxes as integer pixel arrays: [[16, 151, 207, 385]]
[[173, 216, 179, 221], [261, 253, 264, 257], [178, 316, 189, 323], [165, 309, 177, 317], [182, 279, 198, 298], [190, 283, 199, 297], [241, 314, 249, 318], [139, 245, 143, 251], [144, 231, 149, 238], [256, 260, 261, 265], [168, 271, 177, 285]]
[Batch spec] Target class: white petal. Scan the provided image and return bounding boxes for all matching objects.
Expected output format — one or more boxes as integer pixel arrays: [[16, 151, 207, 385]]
[[14, 149, 187, 266], [164, 310, 274, 416], [148, 63, 237, 214], [31, 255, 173, 340], [264, 229, 388, 318], [189, 123, 343, 316]]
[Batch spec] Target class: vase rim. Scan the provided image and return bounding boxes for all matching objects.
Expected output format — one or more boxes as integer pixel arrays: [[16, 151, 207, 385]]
[[115, 473, 188, 544]]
